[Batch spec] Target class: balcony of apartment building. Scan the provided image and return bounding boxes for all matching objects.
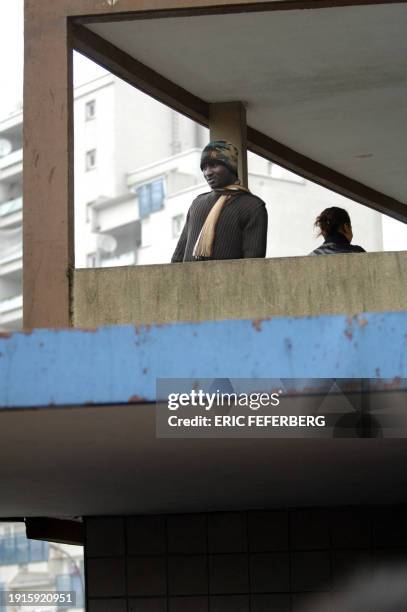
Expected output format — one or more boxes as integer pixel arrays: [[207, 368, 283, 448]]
[[85, 192, 142, 268], [0, 198, 22, 272], [0, 200, 22, 329], [0, 109, 23, 331], [0, 297, 22, 332], [0, 111, 23, 185], [73, 148, 406, 330], [0, 294, 22, 329], [0, 249, 22, 281], [63, 6, 404, 328], [0, 196, 22, 231], [0, 195, 23, 330], [0, 149, 23, 183], [83, 149, 204, 269]]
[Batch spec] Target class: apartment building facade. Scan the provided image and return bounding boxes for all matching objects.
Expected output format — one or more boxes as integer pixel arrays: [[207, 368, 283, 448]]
[[0, 522, 84, 612], [0, 109, 23, 330]]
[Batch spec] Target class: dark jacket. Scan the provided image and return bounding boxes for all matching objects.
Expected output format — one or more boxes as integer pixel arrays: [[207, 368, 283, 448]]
[[171, 190, 268, 262], [310, 232, 366, 256]]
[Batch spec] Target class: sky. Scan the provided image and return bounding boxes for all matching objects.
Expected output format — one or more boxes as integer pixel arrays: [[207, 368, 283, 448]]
[[0, 1, 24, 117], [0, 1, 105, 118]]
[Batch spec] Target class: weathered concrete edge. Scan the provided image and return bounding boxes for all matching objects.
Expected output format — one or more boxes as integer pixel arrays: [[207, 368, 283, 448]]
[[0, 311, 406, 408], [72, 251, 407, 327]]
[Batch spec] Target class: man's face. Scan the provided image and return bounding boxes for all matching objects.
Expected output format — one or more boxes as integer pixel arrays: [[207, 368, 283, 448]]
[[202, 161, 237, 189]]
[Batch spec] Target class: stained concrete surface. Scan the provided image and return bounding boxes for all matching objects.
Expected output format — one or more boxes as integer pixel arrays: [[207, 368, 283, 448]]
[[73, 251, 407, 327]]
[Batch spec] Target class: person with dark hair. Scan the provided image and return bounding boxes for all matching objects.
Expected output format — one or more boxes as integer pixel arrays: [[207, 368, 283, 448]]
[[310, 206, 365, 255], [171, 140, 268, 262]]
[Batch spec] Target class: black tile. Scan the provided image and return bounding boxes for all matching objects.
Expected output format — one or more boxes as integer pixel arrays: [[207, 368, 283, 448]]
[[210, 595, 249, 612], [331, 508, 371, 549], [127, 516, 166, 555], [290, 510, 330, 550], [86, 518, 125, 557], [209, 554, 249, 594], [372, 508, 407, 548], [291, 592, 331, 612], [248, 511, 289, 552], [168, 555, 208, 595], [250, 553, 289, 593], [291, 551, 331, 592], [129, 598, 167, 612], [86, 558, 126, 598], [127, 557, 167, 596], [168, 515, 207, 554], [88, 599, 127, 612], [208, 513, 247, 553], [169, 597, 208, 612], [251, 594, 290, 612]]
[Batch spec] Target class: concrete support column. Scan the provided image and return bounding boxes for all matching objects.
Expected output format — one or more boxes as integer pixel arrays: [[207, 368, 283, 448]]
[[209, 101, 248, 187], [23, 3, 73, 328]]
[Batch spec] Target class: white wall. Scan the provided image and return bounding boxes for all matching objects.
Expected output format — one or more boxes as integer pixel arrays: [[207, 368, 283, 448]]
[[74, 77, 117, 267]]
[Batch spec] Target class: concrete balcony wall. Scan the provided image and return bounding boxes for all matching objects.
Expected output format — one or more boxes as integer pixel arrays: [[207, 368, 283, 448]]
[[73, 251, 407, 327]]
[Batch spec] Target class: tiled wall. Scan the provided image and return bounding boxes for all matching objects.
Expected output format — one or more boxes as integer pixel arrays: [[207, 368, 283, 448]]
[[85, 507, 407, 612]]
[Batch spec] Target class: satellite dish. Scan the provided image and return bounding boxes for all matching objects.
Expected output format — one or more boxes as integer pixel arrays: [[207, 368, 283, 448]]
[[96, 233, 117, 253], [0, 139, 12, 158]]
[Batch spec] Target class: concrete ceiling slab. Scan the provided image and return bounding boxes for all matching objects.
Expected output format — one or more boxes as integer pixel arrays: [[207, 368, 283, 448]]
[[1, 395, 407, 518], [86, 3, 407, 205]]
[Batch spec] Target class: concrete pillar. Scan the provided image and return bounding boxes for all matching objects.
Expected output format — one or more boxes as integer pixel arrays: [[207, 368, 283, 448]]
[[209, 102, 248, 187], [24, 3, 73, 328]]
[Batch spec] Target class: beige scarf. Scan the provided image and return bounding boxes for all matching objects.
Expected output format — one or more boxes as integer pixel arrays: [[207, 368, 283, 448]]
[[193, 183, 251, 258]]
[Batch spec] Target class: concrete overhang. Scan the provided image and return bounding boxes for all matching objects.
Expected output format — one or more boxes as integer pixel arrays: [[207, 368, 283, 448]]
[[0, 312, 406, 517], [72, 0, 407, 221]]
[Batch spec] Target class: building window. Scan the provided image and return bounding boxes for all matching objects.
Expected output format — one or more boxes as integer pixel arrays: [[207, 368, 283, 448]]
[[172, 214, 184, 238], [136, 179, 165, 219], [85, 99, 96, 121], [0, 533, 49, 566], [85, 149, 97, 171]]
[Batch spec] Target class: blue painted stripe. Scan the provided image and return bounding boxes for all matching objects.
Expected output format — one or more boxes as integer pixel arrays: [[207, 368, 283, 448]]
[[0, 312, 406, 408]]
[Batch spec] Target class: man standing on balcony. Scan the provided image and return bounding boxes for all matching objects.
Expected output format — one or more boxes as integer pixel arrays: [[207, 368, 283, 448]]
[[171, 140, 268, 262]]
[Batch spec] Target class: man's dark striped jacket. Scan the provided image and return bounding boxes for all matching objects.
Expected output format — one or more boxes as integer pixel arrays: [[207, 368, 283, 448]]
[[171, 190, 268, 262]]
